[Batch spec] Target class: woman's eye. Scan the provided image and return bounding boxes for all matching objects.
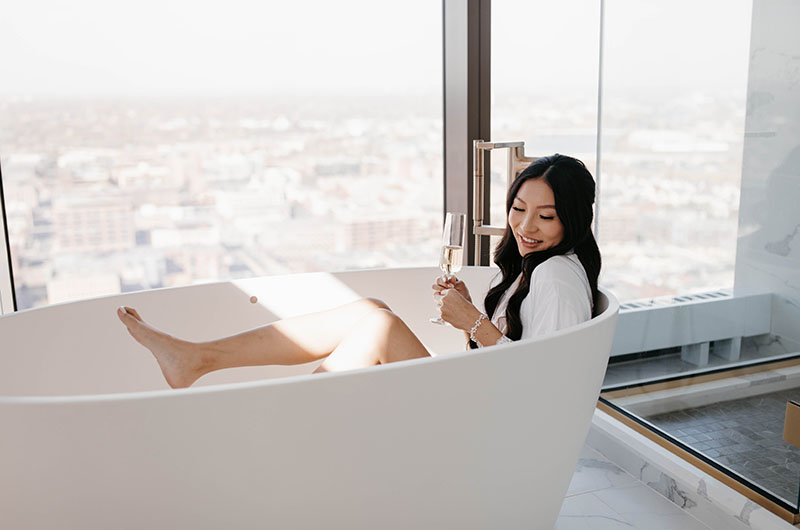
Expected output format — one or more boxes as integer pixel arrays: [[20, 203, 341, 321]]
[[512, 207, 525, 212], [540, 215, 554, 220]]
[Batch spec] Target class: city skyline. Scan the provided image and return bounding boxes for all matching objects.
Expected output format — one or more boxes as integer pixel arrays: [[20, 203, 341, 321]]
[[1, 86, 746, 309], [0, 0, 753, 309]]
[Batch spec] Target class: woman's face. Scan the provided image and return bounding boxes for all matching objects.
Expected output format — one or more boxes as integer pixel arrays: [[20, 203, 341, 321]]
[[508, 177, 565, 257]]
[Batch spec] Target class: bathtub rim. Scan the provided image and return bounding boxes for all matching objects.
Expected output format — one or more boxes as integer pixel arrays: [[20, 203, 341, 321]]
[[3, 265, 473, 316], [0, 270, 618, 404]]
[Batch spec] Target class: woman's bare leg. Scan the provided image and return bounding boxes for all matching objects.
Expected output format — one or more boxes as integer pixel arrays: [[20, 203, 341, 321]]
[[117, 298, 427, 388], [314, 308, 430, 373]]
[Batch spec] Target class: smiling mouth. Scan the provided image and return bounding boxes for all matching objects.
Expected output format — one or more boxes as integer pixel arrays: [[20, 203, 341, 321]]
[[519, 235, 543, 245]]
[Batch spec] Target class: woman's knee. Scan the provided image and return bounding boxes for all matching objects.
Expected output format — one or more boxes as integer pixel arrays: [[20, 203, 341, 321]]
[[361, 307, 399, 329], [361, 308, 428, 364], [361, 297, 390, 312]]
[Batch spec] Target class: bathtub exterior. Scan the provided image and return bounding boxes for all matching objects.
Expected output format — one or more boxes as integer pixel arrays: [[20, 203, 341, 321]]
[[0, 267, 618, 530]]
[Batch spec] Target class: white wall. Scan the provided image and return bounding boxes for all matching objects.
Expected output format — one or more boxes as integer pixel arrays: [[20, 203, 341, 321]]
[[735, 0, 800, 349]]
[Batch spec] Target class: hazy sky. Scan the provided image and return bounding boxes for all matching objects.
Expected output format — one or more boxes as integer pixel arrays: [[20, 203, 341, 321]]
[[493, 0, 752, 94], [0, 0, 442, 96], [0, 0, 752, 98]]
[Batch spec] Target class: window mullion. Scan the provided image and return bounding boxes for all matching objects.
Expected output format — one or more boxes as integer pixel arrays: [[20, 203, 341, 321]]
[[443, 0, 491, 266], [0, 168, 17, 314]]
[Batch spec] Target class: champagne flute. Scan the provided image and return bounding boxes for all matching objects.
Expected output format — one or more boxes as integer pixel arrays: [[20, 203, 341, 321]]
[[431, 212, 466, 325]]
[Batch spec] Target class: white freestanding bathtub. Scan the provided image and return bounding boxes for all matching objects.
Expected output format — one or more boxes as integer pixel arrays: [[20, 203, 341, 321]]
[[0, 266, 618, 530]]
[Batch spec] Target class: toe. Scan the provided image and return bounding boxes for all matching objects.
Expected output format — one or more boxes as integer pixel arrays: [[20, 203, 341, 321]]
[[123, 307, 143, 321], [117, 307, 141, 328]]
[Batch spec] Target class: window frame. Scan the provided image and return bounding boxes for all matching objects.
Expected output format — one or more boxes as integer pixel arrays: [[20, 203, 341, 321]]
[[442, 0, 492, 266], [0, 165, 16, 314]]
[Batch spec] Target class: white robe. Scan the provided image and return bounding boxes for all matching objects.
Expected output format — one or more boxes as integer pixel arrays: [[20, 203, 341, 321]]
[[477, 253, 592, 345]]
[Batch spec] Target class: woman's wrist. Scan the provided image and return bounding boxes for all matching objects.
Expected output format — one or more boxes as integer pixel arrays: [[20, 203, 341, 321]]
[[469, 313, 487, 345], [468, 312, 505, 347], [460, 307, 483, 332]]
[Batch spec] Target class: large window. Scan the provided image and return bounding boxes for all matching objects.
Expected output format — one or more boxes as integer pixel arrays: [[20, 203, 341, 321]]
[[0, 1, 754, 310], [598, 0, 752, 301], [492, 0, 751, 302], [0, 0, 442, 310]]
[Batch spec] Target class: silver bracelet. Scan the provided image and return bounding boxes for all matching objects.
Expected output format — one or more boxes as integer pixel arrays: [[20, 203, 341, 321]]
[[469, 313, 488, 345]]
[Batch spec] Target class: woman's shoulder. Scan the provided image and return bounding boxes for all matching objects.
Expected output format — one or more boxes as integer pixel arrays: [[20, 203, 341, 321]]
[[532, 253, 587, 284]]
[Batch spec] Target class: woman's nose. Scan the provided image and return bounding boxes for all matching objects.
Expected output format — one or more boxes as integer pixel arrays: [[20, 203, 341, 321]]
[[521, 215, 537, 232]]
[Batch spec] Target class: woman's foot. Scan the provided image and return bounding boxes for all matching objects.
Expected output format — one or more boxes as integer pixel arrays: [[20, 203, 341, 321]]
[[116, 307, 207, 388]]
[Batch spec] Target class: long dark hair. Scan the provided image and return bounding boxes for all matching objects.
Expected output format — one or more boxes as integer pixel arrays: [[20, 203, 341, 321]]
[[481, 153, 601, 343]]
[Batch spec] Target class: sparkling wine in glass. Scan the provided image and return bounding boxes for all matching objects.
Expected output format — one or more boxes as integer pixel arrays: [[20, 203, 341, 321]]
[[431, 212, 466, 325], [439, 243, 464, 278]]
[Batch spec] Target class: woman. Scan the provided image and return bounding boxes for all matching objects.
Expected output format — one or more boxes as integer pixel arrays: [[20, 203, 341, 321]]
[[117, 154, 600, 388]]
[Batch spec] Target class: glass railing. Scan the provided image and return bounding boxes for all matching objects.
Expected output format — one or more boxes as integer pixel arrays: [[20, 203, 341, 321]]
[[599, 289, 800, 521]]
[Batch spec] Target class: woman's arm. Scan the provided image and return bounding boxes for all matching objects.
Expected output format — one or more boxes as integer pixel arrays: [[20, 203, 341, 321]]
[[432, 273, 512, 347], [436, 287, 507, 347]]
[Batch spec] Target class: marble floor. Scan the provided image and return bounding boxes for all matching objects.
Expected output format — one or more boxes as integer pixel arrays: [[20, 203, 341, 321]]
[[558, 444, 714, 529]]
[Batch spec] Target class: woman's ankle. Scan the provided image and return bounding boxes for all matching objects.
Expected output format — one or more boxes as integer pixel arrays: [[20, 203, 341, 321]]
[[192, 342, 221, 379]]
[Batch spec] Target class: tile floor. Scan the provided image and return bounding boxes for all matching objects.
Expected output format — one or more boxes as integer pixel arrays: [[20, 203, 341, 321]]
[[557, 444, 713, 529], [645, 387, 800, 506]]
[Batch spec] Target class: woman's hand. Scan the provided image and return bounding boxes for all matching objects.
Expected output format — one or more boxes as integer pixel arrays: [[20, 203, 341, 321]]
[[436, 288, 482, 331], [431, 274, 472, 303]]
